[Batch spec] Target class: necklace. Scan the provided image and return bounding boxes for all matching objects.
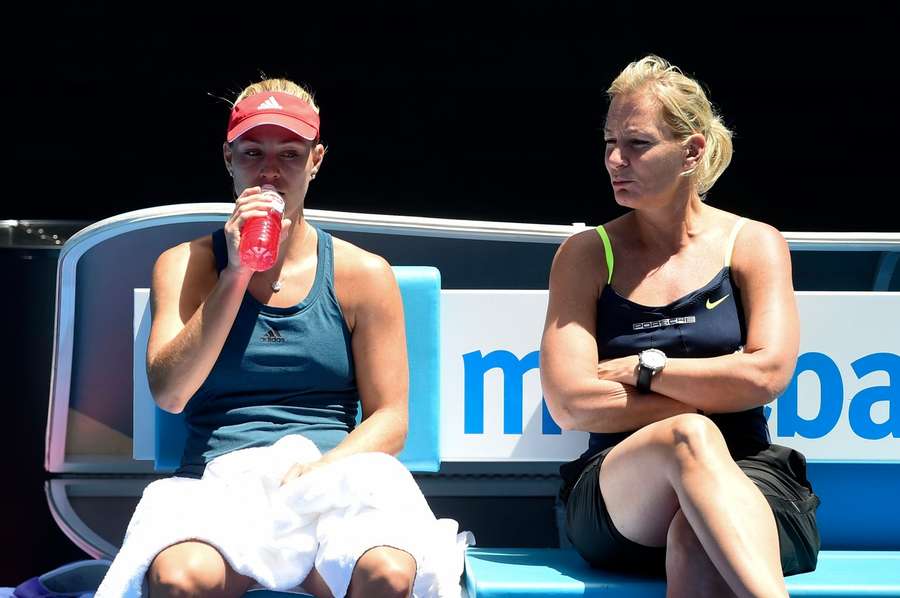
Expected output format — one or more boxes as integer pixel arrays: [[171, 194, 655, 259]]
[[271, 222, 312, 293]]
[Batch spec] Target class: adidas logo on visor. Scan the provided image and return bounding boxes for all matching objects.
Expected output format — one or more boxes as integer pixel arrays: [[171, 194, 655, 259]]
[[257, 96, 284, 110]]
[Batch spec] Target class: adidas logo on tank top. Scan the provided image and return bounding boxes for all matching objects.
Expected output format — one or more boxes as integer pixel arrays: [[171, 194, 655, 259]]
[[260, 325, 286, 343]]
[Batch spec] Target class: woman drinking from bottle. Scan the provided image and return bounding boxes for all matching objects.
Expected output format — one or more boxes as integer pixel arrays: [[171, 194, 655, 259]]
[[96, 78, 469, 598]]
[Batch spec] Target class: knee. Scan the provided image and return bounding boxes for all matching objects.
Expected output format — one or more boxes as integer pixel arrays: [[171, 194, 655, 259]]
[[148, 550, 223, 596], [350, 548, 416, 598], [665, 413, 727, 467]]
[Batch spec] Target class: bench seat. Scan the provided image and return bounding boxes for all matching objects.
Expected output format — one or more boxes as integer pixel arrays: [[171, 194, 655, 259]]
[[464, 548, 900, 597]]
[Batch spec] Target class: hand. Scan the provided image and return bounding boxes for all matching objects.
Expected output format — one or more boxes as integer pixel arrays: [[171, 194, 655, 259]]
[[223, 186, 293, 273], [597, 355, 639, 386], [280, 459, 327, 487]]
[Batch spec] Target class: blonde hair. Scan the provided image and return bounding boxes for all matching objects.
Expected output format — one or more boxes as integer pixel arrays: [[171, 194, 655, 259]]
[[234, 78, 320, 114], [608, 55, 733, 196]]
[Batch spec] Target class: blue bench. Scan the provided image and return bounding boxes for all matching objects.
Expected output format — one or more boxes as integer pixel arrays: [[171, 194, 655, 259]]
[[463, 457, 900, 596], [464, 548, 900, 597], [44, 206, 900, 596]]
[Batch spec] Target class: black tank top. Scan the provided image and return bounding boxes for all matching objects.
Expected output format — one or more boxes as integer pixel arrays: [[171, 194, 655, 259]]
[[583, 219, 770, 462]]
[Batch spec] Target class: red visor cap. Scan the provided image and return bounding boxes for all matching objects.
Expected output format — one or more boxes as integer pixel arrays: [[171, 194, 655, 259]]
[[226, 91, 320, 143]]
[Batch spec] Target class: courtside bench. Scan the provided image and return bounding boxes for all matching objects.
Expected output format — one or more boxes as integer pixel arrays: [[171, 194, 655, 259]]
[[45, 205, 900, 596]]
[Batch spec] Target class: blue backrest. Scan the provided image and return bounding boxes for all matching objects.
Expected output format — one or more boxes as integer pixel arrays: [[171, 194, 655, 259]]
[[153, 266, 442, 473], [806, 462, 900, 549], [45, 205, 900, 559]]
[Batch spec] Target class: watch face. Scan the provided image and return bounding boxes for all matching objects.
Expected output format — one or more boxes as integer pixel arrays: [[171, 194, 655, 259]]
[[642, 349, 666, 370]]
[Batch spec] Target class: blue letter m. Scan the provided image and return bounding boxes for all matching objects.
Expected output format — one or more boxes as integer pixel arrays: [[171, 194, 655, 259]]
[[463, 350, 560, 435]]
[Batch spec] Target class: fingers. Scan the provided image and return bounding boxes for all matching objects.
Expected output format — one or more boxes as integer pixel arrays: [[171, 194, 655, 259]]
[[280, 463, 305, 486], [237, 186, 263, 199], [233, 194, 279, 216], [228, 202, 272, 227], [236, 186, 281, 206], [225, 191, 281, 233], [221, 187, 286, 272], [279, 459, 326, 486]]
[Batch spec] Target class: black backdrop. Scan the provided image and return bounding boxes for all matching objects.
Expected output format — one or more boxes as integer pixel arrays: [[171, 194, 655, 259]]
[[5, 2, 896, 230], [2, 0, 896, 585]]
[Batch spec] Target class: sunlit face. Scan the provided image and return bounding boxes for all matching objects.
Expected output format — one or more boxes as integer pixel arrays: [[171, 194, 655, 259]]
[[223, 124, 324, 215], [603, 92, 692, 209]]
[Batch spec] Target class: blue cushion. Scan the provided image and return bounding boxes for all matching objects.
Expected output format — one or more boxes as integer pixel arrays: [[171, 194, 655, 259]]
[[807, 462, 900, 549], [245, 591, 311, 597], [155, 407, 188, 470], [788, 551, 900, 596], [154, 265, 442, 472], [465, 548, 663, 597], [392, 266, 442, 472], [464, 548, 900, 597]]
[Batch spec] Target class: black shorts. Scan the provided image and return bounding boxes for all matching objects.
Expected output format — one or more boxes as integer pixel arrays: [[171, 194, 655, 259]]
[[562, 443, 821, 577]]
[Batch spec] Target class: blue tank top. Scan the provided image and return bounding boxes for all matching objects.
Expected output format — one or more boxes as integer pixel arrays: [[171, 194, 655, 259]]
[[584, 219, 770, 461], [176, 226, 359, 478]]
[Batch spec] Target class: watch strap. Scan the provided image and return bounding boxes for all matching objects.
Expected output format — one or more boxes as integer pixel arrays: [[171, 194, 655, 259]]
[[637, 363, 653, 393]]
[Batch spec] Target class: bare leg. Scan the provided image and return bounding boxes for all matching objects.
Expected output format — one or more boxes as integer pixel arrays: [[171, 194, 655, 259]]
[[347, 546, 416, 598], [599, 413, 787, 598], [666, 509, 737, 598], [299, 567, 335, 598], [147, 540, 255, 598]]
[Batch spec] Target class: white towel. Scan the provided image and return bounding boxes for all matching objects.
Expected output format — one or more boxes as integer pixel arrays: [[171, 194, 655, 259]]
[[96, 435, 473, 597]]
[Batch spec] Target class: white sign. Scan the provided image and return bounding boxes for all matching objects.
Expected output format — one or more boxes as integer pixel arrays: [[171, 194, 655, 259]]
[[440, 291, 585, 461], [440, 291, 900, 463], [769, 293, 899, 461]]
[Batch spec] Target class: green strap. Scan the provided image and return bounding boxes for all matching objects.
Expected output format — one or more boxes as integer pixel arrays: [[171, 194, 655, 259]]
[[595, 225, 614, 284]]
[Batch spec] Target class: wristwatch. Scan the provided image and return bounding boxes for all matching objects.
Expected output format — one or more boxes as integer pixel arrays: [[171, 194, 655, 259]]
[[636, 348, 667, 393]]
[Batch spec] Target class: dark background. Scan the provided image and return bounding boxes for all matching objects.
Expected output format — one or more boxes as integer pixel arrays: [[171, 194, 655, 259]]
[[2, 0, 896, 586], [5, 2, 896, 230]]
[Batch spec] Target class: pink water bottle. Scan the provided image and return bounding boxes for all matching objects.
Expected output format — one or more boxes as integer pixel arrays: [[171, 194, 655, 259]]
[[239, 185, 285, 271]]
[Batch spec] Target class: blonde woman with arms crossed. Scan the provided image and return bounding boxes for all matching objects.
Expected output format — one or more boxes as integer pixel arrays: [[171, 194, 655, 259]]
[[541, 56, 820, 598]]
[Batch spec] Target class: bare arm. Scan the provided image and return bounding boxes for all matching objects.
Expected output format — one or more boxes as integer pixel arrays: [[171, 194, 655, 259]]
[[540, 232, 696, 433], [146, 243, 252, 413], [597, 222, 800, 413], [147, 188, 289, 413], [326, 254, 409, 461], [281, 252, 408, 484]]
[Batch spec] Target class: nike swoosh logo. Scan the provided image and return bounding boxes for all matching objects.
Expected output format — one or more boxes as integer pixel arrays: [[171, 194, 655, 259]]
[[706, 294, 730, 309]]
